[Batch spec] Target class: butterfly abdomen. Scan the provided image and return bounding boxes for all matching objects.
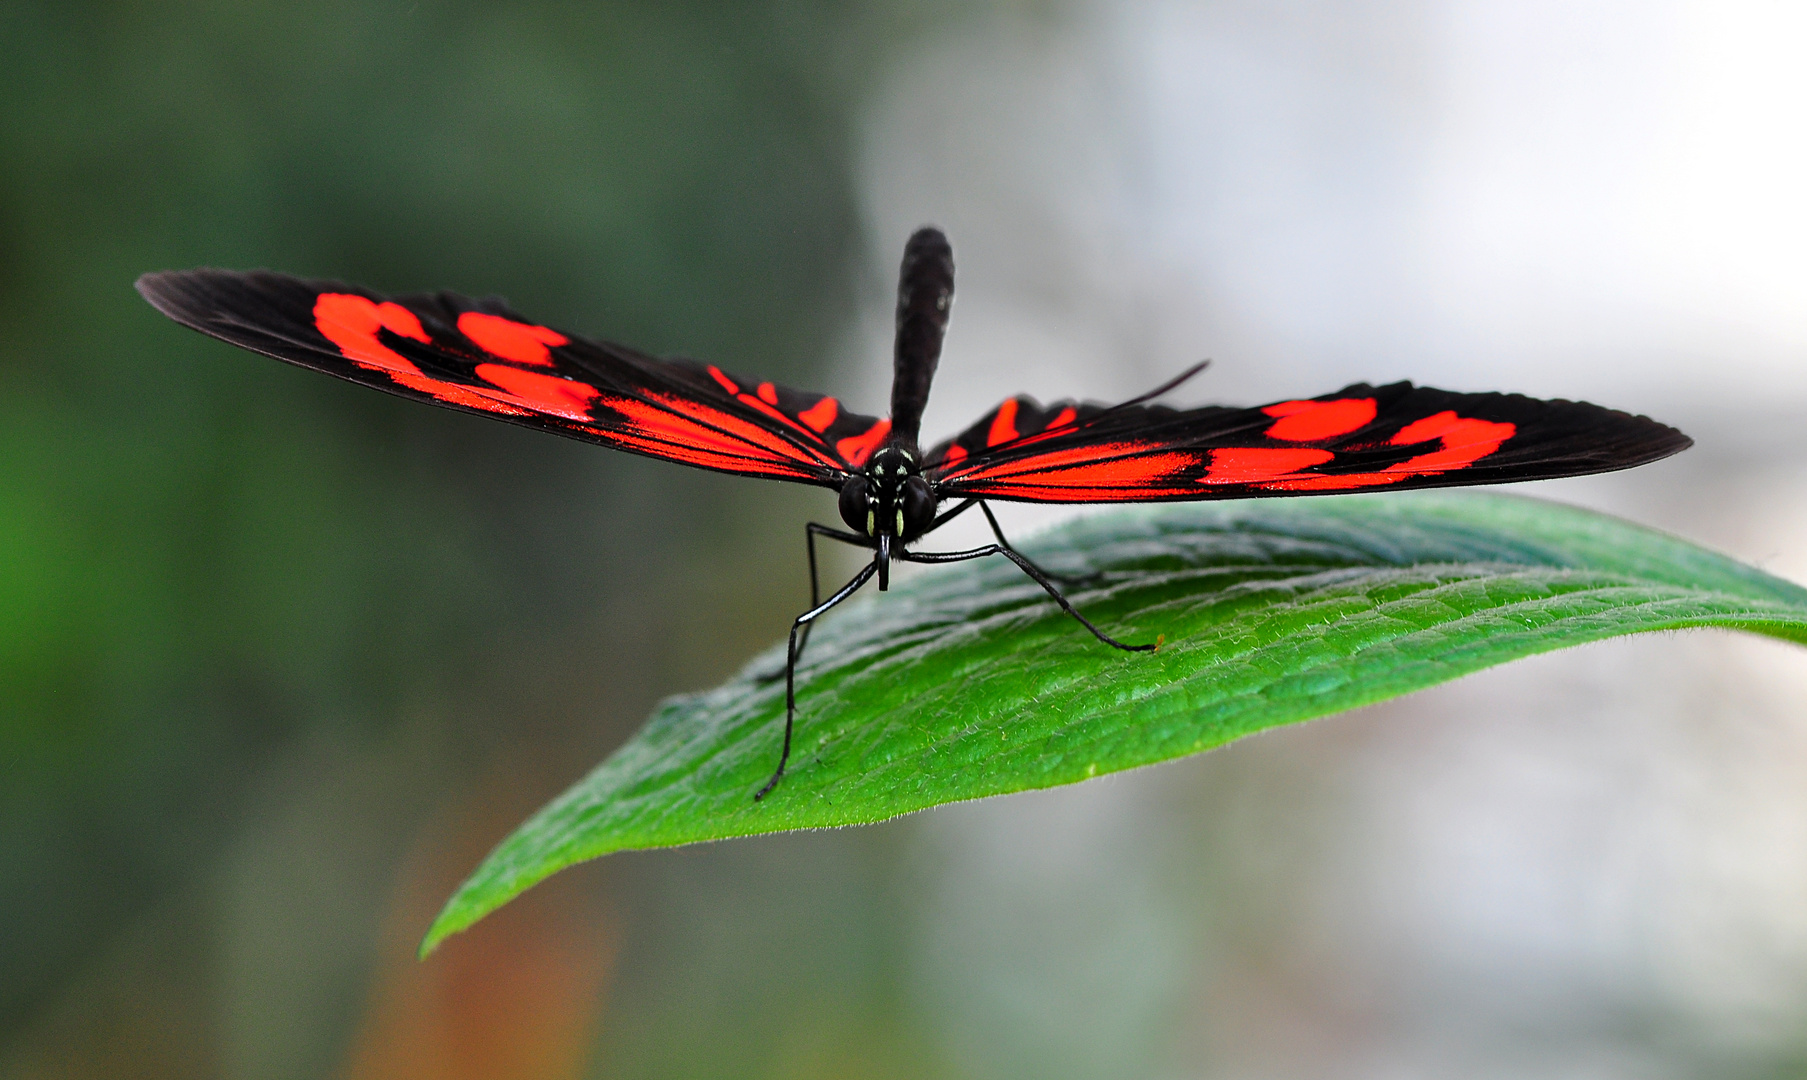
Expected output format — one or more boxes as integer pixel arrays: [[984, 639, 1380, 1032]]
[[889, 227, 955, 450]]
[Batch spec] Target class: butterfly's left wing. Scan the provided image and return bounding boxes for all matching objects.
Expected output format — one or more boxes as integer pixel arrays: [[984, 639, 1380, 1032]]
[[137, 269, 894, 486], [926, 381, 1691, 502]]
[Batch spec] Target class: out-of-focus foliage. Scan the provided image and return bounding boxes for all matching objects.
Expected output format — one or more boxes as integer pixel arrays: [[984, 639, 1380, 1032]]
[[0, 0, 944, 1059]]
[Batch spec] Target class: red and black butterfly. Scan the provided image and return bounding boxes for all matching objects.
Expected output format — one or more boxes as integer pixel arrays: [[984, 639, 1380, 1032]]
[[138, 227, 1691, 798]]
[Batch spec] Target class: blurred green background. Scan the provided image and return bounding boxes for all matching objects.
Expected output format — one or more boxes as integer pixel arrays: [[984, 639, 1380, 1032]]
[[6, 1, 1807, 1078], [2, 1, 927, 1075]]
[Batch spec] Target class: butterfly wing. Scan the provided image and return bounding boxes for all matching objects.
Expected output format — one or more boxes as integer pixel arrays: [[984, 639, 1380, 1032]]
[[927, 381, 1691, 502], [137, 269, 894, 486]]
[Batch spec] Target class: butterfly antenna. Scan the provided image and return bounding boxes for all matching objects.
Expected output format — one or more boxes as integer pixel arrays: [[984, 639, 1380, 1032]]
[[1109, 360, 1210, 411], [1045, 361, 1211, 438]]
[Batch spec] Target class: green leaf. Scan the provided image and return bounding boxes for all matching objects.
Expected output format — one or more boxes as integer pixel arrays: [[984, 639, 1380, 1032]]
[[422, 492, 1807, 954]]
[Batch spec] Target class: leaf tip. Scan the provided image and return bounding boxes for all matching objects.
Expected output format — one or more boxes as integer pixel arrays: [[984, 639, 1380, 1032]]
[[417, 905, 471, 960], [417, 926, 447, 960]]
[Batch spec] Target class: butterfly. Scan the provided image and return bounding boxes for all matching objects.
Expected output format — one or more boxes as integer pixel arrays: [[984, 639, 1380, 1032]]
[[138, 227, 1691, 799]]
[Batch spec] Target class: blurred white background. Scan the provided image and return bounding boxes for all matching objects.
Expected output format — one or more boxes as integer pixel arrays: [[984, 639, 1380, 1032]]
[[844, 2, 1807, 1076]]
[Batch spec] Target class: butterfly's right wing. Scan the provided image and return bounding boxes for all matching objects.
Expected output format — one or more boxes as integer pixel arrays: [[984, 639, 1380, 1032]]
[[927, 381, 1691, 502]]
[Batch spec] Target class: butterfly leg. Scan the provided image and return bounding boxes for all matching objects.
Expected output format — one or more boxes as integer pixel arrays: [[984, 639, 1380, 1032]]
[[756, 559, 880, 801], [919, 499, 1104, 588], [921, 497, 981, 534], [898, 544, 1158, 653], [974, 501, 1107, 588], [756, 522, 871, 684], [794, 522, 871, 672]]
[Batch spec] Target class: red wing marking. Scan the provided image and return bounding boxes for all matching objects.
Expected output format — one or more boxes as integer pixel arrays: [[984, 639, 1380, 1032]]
[[640, 390, 838, 465], [1261, 399, 1314, 418], [1387, 413, 1515, 470], [1390, 410, 1499, 448], [950, 440, 1173, 481], [388, 369, 533, 415], [940, 443, 967, 465], [1258, 411, 1518, 492], [314, 293, 430, 372], [1263, 473, 1404, 492], [1013, 453, 1192, 488], [953, 454, 1197, 501], [962, 483, 1194, 501], [948, 446, 1196, 501], [597, 394, 812, 469], [585, 410, 815, 477], [472, 364, 598, 421], [456, 312, 567, 366], [1200, 447, 1335, 484], [315, 293, 533, 417], [836, 418, 891, 466], [308, 289, 855, 473], [599, 397, 761, 457], [730, 393, 843, 464], [797, 396, 838, 432], [987, 398, 1020, 446], [697, 365, 839, 460], [1261, 398, 1378, 441], [1010, 405, 1083, 448]]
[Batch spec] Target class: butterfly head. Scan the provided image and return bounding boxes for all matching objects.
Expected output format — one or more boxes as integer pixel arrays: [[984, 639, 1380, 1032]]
[[840, 445, 937, 587]]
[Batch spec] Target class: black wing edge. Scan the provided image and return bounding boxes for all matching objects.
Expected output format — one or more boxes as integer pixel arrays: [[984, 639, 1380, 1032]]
[[138, 267, 384, 373], [1374, 384, 1694, 483]]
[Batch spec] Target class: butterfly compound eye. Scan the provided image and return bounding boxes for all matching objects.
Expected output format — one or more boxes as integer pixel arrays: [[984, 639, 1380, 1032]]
[[838, 475, 872, 534], [901, 476, 936, 539]]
